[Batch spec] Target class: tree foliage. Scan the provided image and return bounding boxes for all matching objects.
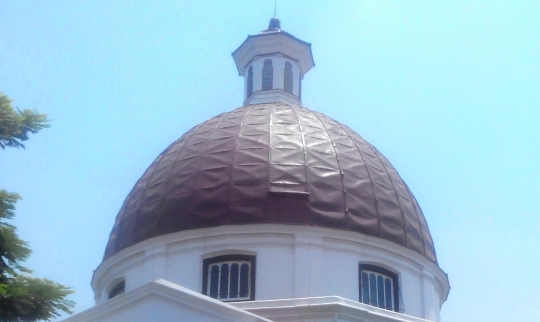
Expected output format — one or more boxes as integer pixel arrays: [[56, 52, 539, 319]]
[[0, 93, 49, 149], [0, 93, 74, 321]]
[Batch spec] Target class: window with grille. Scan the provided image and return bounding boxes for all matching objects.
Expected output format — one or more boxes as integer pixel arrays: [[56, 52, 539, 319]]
[[262, 59, 273, 90], [284, 61, 293, 94], [202, 255, 255, 302], [359, 264, 399, 312]]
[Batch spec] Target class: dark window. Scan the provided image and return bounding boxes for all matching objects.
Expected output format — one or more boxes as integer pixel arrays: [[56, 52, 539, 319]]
[[210, 265, 219, 298], [247, 66, 253, 97], [203, 255, 256, 302], [108, 280, 125, 299], [284, 62, 293, 94], [359, 264, 399, 312], [239, 263, 250, 297], [230, 263, 239, 298], [262, 59, 273, 91]]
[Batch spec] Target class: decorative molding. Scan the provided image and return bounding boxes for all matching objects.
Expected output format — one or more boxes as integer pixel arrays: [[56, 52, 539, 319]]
[[232, 296, 432, 322], [91, 225, 448, 321], [65, 279, 272, 322]]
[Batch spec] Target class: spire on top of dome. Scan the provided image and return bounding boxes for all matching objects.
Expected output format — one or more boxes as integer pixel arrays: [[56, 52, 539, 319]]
[[267, 0, 281, 30], [266, 0, 281, 31]]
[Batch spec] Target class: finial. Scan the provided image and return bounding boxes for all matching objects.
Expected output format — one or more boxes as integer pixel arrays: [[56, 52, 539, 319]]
[[268, 17, 281, 30], [266, 0, 281, 30]]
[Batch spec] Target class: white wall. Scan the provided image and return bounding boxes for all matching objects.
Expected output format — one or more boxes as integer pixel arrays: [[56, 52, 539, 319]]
[[92, 224, 449, 321]]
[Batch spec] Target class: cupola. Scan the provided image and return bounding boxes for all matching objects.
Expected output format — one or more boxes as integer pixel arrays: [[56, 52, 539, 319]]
[[232, 17, 315, 106], [89, 17, 450, 322]]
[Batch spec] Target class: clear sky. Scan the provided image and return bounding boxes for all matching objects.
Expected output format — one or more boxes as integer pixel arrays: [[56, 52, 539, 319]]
[[1, 1, 539, 321]]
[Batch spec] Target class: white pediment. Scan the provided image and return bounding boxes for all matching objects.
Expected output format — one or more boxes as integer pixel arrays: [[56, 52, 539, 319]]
[[63, 279, 272, 322]]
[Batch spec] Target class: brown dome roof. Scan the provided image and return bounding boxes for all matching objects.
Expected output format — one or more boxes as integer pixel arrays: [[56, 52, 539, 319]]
[[104, 103, 437, 263]]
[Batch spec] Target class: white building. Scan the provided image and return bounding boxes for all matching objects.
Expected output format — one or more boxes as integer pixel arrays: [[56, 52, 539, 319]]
[[65, 17, 449, 322]]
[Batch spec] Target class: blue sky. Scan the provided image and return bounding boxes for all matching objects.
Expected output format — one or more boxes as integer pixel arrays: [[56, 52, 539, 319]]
[[1, 1, 539, 321]]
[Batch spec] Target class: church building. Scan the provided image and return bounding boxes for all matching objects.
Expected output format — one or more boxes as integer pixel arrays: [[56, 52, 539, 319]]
[[64, 17, 450, 322]]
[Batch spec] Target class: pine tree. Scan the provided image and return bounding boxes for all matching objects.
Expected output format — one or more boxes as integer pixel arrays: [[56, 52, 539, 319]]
[[0, 94, 49, 149], [0, 93, 75, 321]]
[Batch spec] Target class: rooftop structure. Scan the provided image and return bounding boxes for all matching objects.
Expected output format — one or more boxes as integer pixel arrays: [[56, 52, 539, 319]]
[[65, 17, 449, 322]]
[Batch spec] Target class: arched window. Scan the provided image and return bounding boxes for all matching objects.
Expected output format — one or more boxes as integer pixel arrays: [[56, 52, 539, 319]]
[[202, 255, 256, 302], [262, 59, 273, 91], [108, 280, 125, 299], [359, 264, 400, 312], [247, 66, 253, 98], [284, 62, 293, 94]]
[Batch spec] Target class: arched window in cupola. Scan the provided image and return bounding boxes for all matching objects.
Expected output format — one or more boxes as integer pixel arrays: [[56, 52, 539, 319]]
[[247, 66, 253, 98], [284, 62, 293, 94], [262, 59, 273, 91]]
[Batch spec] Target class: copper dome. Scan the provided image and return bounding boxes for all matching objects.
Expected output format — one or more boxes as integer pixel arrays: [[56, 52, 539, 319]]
[[104, 103, 437, 263]]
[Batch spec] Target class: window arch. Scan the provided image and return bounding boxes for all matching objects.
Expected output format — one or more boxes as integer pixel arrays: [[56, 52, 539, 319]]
[[202, 255, 256, 302], [359, 264, 400, 312], [262, 59, 273, 91], [284, 62, 293, 94], [108, 280, 125, 299], [247, 66, 253, 98]]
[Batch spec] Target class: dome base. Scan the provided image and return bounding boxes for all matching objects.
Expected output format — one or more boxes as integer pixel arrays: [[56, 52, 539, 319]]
[[94, 224, 449, 321]]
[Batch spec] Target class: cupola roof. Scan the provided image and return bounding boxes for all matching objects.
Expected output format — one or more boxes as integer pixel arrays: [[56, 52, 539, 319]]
[[232, 19, 315, 77]]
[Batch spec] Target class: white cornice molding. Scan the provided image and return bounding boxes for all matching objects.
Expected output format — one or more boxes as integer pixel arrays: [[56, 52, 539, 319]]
[[232, 296, 432, 322], [65, 279, 272, 322], [244, 89, 301, 106], [232, 33, 314, 76]]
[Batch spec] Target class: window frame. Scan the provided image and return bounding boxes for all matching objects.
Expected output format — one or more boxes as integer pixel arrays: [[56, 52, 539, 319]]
[[262, 59, 273, 91], [284, 61, 293, 94], [202, 254, 256, 302], [359, 264, 400, 312], [108, 279, 125, 299]]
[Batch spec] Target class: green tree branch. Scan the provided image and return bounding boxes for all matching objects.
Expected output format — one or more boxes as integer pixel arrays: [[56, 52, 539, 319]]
[[0, 93, 74, 321], [0, 93, 50, 149]]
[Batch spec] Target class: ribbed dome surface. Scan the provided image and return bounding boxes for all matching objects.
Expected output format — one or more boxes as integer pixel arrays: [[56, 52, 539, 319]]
[[104, 103, 437, 262]]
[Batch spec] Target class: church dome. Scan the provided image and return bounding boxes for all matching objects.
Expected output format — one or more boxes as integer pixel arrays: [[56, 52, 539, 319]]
[[104, 102, 437, 263]]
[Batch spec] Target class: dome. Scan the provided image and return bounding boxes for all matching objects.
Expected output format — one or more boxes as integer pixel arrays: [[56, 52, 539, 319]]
[[104, 102, 437, 263]]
